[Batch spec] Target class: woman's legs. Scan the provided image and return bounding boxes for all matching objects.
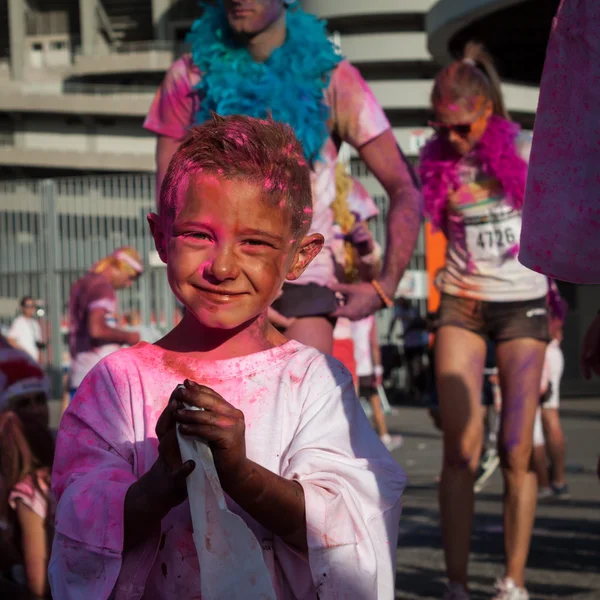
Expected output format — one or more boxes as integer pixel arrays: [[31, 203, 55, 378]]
[[541, 408, 567, 486], [436, 325, 487, 586], [285, 316, 334, 354], [495, 338, 546, 587]]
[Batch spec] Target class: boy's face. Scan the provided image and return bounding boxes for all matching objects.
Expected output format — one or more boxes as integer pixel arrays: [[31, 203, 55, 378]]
[[150, 174, 322, 330]]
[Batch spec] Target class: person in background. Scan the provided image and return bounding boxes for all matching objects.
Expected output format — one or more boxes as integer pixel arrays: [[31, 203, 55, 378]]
[[144, 0, 421, 352], [68, 247, 143, 399], [388, 296, 429, 402], [7, 297, 44, 364], [353, 314, 403, 451], [124, 310, 162, 344], [0, 333, 55, 599], [420, 42, 550, 600], [533, 286, 568, 499]]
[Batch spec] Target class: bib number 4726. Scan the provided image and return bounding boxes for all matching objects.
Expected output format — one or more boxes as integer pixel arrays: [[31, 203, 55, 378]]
[[476, 227, 516, 251]]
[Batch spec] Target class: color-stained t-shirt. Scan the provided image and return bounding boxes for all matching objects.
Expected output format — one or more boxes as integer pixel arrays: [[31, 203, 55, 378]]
[[436, 135, 548, 302], [144, 55, 391, 287], [50, 341, 405, 600], [520, 0, 600, 283]]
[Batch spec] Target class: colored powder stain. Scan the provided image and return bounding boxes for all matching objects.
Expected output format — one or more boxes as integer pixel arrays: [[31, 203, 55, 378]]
[[303, 207, 313, 214]]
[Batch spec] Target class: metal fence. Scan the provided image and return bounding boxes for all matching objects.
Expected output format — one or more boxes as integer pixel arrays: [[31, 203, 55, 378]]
[[0, 172, 426, 396], [0, 174, 175, 393]]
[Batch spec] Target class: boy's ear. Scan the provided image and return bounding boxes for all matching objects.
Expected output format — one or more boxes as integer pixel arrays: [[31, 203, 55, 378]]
[[286, 233, 324, 281], [147, 213, 168, 264]]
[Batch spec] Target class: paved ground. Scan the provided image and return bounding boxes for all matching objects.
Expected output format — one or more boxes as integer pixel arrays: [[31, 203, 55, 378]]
[[49, 398, 600, 599], [387, 398, 600, 600]]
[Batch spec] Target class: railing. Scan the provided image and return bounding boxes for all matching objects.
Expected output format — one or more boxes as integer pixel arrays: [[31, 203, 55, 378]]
[[73, 40, 189, 58], [0, 131, 14, 146], [62, 81, 156, 95], [0, 81, 156, 96]]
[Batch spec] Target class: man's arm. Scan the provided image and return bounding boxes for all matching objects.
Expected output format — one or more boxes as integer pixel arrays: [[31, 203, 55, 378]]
[[332, 130, 422, 319], [360, 130, 422, 299], [88, 308, 139, 346]]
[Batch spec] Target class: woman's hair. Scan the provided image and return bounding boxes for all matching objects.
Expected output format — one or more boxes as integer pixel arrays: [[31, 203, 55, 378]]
[[91, 246, 143, 279], [431, 41, 509, 120], [0, 411, 55, 521]]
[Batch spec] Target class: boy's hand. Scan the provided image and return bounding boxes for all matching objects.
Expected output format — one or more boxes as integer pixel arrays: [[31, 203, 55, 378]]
[[153, 391, 196, 509], [173, 380, 248, 489]]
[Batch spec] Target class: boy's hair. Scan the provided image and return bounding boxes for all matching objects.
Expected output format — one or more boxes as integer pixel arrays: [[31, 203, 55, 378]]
[[160, 114, 313, 237], [431, 41, 509, 120]]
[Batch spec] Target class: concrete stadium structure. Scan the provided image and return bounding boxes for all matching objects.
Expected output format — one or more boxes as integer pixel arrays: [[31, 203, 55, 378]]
[[0, 0, 443, 179]]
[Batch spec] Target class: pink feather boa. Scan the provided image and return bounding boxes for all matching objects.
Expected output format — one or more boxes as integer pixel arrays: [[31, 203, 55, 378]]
[[419, 115, 528, 232]]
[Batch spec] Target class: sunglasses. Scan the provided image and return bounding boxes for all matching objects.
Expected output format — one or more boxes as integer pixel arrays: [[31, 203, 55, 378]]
[[428, 121, 473, 139], [23, 304, 36, 309], [428, 105, 487, 139]]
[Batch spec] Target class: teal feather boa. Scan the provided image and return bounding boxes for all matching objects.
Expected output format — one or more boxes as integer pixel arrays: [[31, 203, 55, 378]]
[[186, 1, 341, 163]]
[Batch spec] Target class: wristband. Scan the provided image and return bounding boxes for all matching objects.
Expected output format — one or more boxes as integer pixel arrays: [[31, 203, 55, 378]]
[[371, 280, 394, 308], [374, 365, 384, 376]]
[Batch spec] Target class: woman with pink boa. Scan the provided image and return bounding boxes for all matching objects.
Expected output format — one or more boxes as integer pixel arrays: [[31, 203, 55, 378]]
[[419, 43, 549, 600]]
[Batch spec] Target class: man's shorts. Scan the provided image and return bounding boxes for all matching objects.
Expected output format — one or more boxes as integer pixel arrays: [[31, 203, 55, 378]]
[[437, 293, 550, 343], [271, 282, 338, 323]]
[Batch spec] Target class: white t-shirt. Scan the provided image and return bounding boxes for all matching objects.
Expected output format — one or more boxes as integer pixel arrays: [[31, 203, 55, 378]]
[[50, 340, 405, 600], [8, 315, 42, 362], [437, 134, 549, 302]]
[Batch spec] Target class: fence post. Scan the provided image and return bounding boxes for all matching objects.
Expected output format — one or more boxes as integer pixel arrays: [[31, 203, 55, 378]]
[[41, 179, 63, 398]]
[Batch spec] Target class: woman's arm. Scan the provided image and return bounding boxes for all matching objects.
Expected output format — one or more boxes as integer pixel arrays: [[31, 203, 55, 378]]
[[15, 501, 47, 598]]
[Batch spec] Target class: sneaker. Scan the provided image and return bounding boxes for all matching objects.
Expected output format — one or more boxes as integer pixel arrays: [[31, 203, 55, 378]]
[[474, 450, 500, 493], [552, 482, 570, 499], [538, 486, 554, 500], [442, 582, 470, 600], [492, 578, 529, 600], [380, 433, 403, 451]]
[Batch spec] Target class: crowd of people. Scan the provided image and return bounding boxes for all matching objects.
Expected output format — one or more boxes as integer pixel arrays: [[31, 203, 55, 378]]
[[0, 1, 598, 599]]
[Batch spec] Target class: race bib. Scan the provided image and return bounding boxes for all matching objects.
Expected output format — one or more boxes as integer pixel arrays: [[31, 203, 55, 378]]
[[465, 213, 521, 262]]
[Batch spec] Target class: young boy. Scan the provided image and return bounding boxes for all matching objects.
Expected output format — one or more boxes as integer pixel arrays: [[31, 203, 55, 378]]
[[49, 115, 406, 599]]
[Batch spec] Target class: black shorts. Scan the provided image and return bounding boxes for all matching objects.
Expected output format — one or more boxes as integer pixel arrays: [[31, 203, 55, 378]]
[[358, 375, 377, 399], [271, 283, 339, 321], [437, 293, 550, 343]]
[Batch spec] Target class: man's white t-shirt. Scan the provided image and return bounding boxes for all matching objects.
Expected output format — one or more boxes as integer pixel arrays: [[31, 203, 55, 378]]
[[8, 315, 42, 362]]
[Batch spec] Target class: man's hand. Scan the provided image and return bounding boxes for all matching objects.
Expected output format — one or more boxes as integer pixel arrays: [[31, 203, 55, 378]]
[[173, 379, 248, 490], [581, 313, 600, 379], [330, 281, 386, 321]]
